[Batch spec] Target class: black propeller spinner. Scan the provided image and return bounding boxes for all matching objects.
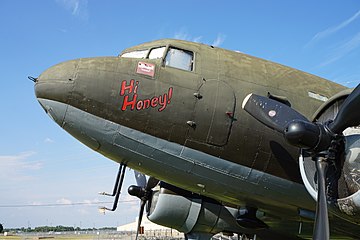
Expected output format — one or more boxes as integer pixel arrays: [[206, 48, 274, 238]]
[[242, 84, 360, 240], [128, 174, 159, 240]]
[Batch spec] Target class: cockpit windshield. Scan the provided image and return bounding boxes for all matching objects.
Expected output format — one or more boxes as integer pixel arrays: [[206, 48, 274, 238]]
[[148, 47, 166, 59], [165, 48, 193, 71], [120, 45, 194, 72], [120, 46, 166, 59], [121, 49, 148, 59]]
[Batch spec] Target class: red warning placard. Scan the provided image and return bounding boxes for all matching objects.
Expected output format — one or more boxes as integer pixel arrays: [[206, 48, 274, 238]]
[[136, 62, 155, 77]]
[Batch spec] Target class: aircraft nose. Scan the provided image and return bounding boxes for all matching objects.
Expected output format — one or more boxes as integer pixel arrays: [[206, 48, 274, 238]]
[[35, 59, 78, 126], [37, 98, 68, 126]]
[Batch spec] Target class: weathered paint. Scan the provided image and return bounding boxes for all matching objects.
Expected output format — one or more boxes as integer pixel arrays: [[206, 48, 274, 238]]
[[35, 39, 360, 239]]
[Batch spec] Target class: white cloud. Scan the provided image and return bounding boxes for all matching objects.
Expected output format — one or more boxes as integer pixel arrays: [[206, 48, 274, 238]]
[[0, 151, 42, 178], [0, 152, 42, 180], [319, 32, 360, 67], [0, 151, 35, 162], [193, 36, 203, 43], [173, 28, 202, 43], [56, 197, 72, 205], [173, 29, 226, 47], [44, 138, 55, 143], [174, 29, 188, 40], [212, 33, 226, 47], [72, 0, 79, 15], [83, 198, 100, 205], [56, 0, 89, 20], [306, 9, 360, 48], [31, 201, 43, 206]]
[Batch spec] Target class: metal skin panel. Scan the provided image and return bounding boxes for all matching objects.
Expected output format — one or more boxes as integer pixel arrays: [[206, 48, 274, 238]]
[[188, 80, 236, 146], [37, 98, 310, 205], [35, 39, 360, 239], [147, 192, 203, 233], [148, 191, 244, 235], [35, 39, 347, 185], [36, 98, 360, 238]]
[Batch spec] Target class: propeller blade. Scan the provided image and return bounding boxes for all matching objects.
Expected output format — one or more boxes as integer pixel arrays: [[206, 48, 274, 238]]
[[313, 157, 330, 240], [134, 171, 147, 188], [129, 175, 158, 240], [242, 93, 308, 133], [241, 91, 343, 240], [135, 200, 146, 240], [146, 177, 159, 191], [329, 84, 360, 134]]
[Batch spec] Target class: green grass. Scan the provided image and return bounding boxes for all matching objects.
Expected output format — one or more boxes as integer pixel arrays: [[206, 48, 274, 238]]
[[0, 234, 105, 240]]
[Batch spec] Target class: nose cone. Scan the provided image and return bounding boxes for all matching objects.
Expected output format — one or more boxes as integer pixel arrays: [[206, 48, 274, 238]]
[[35, 59, 78, 126], [35, 59, 78, 100], [37, 98, 68, 126]]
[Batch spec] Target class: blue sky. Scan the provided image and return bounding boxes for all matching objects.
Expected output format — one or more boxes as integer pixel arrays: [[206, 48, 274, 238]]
[[1, 0, 360, 229]]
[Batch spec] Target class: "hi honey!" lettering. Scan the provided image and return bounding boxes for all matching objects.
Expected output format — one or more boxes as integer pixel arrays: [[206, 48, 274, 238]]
[[120, 80, 173, 112]]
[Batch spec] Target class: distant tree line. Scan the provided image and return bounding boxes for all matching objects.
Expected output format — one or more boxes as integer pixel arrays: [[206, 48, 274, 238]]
[[34, 225, 76, 232], [3, 225, 116, 233]]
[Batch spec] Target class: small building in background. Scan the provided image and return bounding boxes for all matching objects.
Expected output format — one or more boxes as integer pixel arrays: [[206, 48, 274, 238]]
[[117, 217, 182, 238]]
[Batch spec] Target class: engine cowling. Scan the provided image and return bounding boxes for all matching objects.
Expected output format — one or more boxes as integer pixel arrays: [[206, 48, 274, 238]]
[[146, 182, 242, 235], [299, 88, 360, 223]]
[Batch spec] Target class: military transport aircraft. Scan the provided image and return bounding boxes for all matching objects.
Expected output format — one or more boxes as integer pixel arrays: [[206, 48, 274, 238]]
[[32, 39, 360, 240]]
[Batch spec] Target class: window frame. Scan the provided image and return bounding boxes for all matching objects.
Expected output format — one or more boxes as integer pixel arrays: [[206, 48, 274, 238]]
[[120, 49, 149, 59], [163, 46, 195, 72], [147, 46, 167, 60], [120, 44, 197, 73]]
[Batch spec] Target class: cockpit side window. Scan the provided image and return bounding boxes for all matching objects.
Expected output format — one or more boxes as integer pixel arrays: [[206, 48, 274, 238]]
[[148, 47, 166, 59], [164, 48, 194, 71], [121, 49, 148, 59]]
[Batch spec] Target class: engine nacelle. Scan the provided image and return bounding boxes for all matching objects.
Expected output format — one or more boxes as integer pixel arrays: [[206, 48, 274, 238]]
[[147, 183, 241, 235], [299, 88, 360, 223], [336, 130, 360, 217]]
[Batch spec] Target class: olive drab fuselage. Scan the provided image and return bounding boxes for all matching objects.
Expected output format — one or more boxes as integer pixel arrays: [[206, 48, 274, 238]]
[[35, 39, 360, 239]]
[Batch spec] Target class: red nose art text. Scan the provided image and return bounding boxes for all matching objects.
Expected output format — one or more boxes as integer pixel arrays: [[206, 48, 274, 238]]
[[120, 79, 173, 112]]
